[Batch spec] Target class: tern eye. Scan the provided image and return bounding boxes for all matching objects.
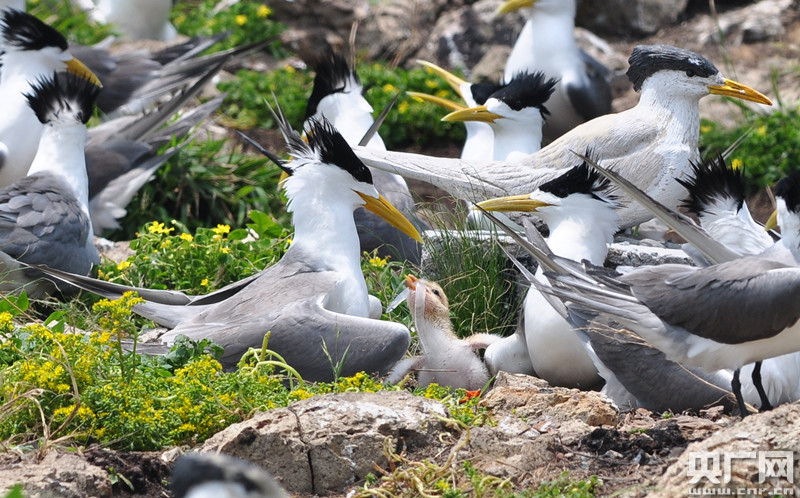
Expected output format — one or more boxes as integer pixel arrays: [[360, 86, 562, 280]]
[[432, 289, 441, 297], [685, 69, 696, 77]]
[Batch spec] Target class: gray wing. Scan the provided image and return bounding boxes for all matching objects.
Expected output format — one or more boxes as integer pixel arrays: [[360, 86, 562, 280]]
[[578, 323, 737, 413], [565, 49, 612, 121], [165, 267, 411, 382], [622, 260, 800, 344], [0, 173, 97, 275]]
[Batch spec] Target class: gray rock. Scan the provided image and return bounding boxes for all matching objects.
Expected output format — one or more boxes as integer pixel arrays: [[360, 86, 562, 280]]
[[576, 0, 690, 38], [0, 452, 111, 498], [702, 0, 793, 45], [199, 391, 450, 495], [652, 400, 800, 496]]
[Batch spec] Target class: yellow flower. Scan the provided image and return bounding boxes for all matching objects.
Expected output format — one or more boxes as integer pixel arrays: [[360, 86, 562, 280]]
[[731, 158, 743, 170], [235, 14, 247, 25], [425, 79, 438, 89], [286, 237, 293, 245], [284, 64, 295, 74], [220, 247, 230, 254], [369, 256, 388, 268], [200, 278, 209, 287], [382, 83, 398, 93], [398, 101, 409, 114], [116, 261, 131, 271], [180, 233, 193, 242], [212, 224, 231, 235], [756, 124, 767, 137], [147, 221, 174, 235], [700, 124, 713, 134], [160, 239, 172, 249], [256, 5, 271, 17]]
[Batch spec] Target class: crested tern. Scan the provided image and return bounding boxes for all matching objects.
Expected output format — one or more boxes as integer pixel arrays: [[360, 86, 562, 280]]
[[497, 0, 612, 142], [386, 275, 501, 390], [305, 49, 424, 263], [32, 107, 422, 382], [0, 72, 101, 297], [540, 170, 800, 415], [354, 44, 772, 229], [410, 60, 498, 160], [0, 8, 101, 187], [479, 162, 617, 388], [442, 71, 557, 162], [81, 0, 177, 41]]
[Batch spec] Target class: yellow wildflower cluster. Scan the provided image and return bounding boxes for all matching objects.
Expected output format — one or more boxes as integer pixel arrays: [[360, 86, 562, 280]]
[[369, 256, 389, 268], [147, 221, 174, 235], [256, 5, 271, 17]]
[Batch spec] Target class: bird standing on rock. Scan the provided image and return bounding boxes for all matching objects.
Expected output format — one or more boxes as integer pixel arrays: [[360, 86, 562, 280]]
[[354, 44, 772, 229], [497, 0, 613, 143]]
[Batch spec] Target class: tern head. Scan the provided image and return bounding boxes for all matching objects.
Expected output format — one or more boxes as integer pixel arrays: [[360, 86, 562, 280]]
[[476, 161, 618, 220], [304, 49, 372, 125], [627, 45, 770, 105], [405, 274, 451, 327], [767, 171, 800, 241], [678, 155, 746, 218], [278, 113, 422, 243], [0, 9, 102, 86], [25, 72, 101, 126], [409, 60, 501, 111], [442, 71, 557, 125], [496, 0, 575, 18]]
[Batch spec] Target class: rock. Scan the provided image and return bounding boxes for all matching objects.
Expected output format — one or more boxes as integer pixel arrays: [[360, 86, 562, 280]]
[[700, 0, 795, 45], [357, 0, 450, 64], [199, 391, 451, 495], [460, 372, 618, 486], [576, 0, 690, 38], [653, 401, 800, 496], [0, 452, 111, 497]]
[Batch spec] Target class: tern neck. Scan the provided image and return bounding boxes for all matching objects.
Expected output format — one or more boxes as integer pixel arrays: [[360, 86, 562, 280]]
[[505, 9, 576, 81], [289, 189, 369, 317], [0, 51, 60, 90], [491, 120, 543, 161], [544, 207, 617, 264], [28, 122, 90, 213]]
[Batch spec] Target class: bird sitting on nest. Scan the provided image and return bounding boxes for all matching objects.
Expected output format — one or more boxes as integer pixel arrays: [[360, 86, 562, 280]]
[[31, 104, 421, 382], [354, 44, 772, 229]]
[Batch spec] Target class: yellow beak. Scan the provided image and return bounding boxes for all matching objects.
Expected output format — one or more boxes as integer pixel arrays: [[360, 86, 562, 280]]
[[475, 194, 552, 212], [416, 60, 468, 99], [406, 91, 466, 112], [358, 193, 424, 243], [496, 0, 535, 15], [708, 78, 772, 106], [442, 105, 503, 123], [765, 209, 778, 231], [65, 58, 103, 88]]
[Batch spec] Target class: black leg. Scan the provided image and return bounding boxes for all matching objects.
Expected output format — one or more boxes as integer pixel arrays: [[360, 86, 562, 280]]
[[751, 361, 773, 412], [732, 368, 750, 417]]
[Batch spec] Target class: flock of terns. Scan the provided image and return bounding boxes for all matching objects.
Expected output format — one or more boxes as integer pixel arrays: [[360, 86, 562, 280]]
[[0, 0, 799, 495], [0, 0, 798, 450]]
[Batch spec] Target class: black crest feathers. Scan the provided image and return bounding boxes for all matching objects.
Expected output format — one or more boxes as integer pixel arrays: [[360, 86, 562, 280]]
[[1, 9, 68, 52], [25, 72, 101, 125], [627, 45, 717, 92]]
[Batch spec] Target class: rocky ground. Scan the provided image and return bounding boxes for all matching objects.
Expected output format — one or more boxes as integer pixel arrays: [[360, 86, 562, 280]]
[[3, 0, 800, 496]]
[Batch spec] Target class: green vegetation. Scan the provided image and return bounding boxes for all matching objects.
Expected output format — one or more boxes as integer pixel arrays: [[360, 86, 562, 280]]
[[28, 0, 116, 45], [700, 105, 800, 192]]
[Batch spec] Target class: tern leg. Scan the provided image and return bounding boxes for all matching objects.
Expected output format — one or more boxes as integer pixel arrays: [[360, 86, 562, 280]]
[[751, 361, 773, 412], [731, 368, 750, 417]]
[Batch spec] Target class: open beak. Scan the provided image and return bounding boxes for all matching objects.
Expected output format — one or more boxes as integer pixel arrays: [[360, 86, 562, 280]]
[[765, 209, 778, 231], [417, 60, 468, 99], [708, 78, 772, 106], [405, 274, 418, 290], [358, 193, 424, 243], [475, 193, 552, 212], [65, 58, 103, 88], [407, 91, 466, 112], [496, 0, 535, 15], [442, 105, 503, 123]]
